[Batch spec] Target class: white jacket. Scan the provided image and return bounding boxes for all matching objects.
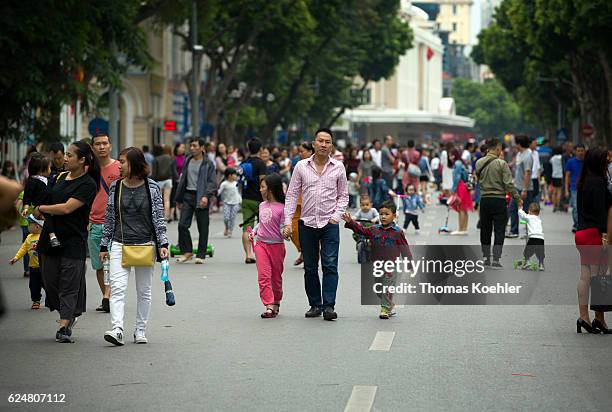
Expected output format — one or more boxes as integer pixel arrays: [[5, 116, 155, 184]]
[[518, 209, 544, 240]]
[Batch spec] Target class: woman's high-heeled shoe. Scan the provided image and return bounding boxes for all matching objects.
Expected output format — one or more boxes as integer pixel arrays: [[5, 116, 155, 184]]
[[592, 319, 612, 334], [577, 318, 600, 334]]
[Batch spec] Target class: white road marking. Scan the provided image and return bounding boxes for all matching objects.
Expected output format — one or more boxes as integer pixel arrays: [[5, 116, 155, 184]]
[[344, 386, 378, 412], [369, 331, 395, 351]]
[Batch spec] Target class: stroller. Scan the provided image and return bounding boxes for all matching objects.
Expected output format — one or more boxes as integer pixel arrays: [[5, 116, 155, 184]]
[[353, 219, 374, 263]]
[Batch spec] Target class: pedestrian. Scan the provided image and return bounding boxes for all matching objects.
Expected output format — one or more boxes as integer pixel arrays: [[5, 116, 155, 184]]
[[239, 138, 267, 264], [47, 142, 65, 186], [529, 138, 541, 204], [565, 144, 585, 233], [369, 165, 395, 210], [15, 192, 31, 277], [381, 135, 395, 188], [35, 141, 99, 343], [22, 153, 60, 248], [402, 184, 425, 234], [170, 142, 186, 222], [517, 203, 545, 271], [88, 132, 121, 313], [283, 128, 349, 321], [369, 139, 382, 168], [174, 137, 216, 264], [401, 140, 420, 193], [358, 149, 374, 195], [99, 147, 169, 346], [152, 144, 177, 221], [475, 138, 521, 268], [550, 146, 564, 211], [507, 135, 533, 238], [418, 148, 432, 204], [1, 160, 18, 181], [342, 200, 412, 319], [290, 142, 314, 267], [9, 214, 44, 309], [347, 172, 360, 209], [574, 147, 611, 334], [440, 142, 454, 196], [217, 168, 242, 237], [142, 145, 154, 167], [449, 149, 473, 235], [261, 147, 280, 175], [249, 174, 286, 319]]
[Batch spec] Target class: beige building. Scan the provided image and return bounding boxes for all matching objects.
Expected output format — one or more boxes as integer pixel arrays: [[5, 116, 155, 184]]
[[416, 0, 473, 45]]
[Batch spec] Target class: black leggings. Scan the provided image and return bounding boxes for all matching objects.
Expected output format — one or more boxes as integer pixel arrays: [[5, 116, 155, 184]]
[[403, 213, 420, 230], [523, 238, 545, 263]]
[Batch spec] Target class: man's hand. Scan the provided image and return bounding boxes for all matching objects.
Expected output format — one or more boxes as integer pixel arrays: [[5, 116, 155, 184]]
[[159, 247, 169, 259], [199, 197, 208, 208], [282, 224, 292, 240], [520, 190, 527, 200], [341, 212, 351, 223], [329, 219, 338, 225], [99, 251, 109, 263], [564, 189, 569, 199]]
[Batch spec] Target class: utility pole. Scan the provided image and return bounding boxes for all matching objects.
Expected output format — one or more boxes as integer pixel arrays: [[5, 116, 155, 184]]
[[109, 41, 119, 158], [191, 0, 202, 139]]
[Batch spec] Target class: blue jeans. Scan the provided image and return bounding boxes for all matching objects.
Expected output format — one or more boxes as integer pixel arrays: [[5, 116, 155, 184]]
[[298, 220, 340, 309], [570, 190, 578, 229], [509, 191, 533, 235]]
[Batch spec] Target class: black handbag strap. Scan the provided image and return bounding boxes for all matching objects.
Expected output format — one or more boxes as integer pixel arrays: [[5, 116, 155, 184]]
[[475, 157, 497, 180]]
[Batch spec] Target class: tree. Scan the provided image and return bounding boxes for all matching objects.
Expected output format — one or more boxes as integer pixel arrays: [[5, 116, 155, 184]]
[[473, 0, 612, 145], [451, 78, 537, 138], [0, 0, 152, 142]]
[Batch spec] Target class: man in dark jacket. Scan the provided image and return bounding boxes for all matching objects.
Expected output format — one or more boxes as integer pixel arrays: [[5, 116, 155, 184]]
[[175, 137, 216, 264]]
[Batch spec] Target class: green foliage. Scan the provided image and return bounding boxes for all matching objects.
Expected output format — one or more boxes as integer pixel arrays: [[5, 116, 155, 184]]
[[472, 0, 612, 145], [0, 0, 151, 142], [452, 78, 531, 138]]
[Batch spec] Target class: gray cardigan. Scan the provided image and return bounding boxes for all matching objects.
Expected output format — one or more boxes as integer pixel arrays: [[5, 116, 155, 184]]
[[174, 155, 216, 207], [100, 178, 169, 261]]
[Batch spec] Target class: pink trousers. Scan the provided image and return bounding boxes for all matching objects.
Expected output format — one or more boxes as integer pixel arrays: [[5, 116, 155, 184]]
[[255, 242, 286, 306]]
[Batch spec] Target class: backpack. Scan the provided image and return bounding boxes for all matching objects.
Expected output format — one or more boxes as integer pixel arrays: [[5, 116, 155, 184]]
[[237, 158, 257, 191]]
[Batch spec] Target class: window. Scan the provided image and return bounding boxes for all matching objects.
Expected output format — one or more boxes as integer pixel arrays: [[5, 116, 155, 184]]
[[453, 4, 457, 15], [452, 22, 457, 31]]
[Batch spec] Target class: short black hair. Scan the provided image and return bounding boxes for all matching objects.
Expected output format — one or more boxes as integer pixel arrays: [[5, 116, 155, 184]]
[[314, 128, 333, 141], [379, 200, 397, 214], [515, 135, 530, 148], [486, 138, 501, 151], [407, 139, 415, 148], [142, 145, 150, 152], [224, 167, 237, 178], [27, 153, 50, 176], [247, 138, 262, 154], [91, 132, 110, 145], [575, 143, 585, 150], [49, 142, 64, 154], [189, 137, 205, 147]]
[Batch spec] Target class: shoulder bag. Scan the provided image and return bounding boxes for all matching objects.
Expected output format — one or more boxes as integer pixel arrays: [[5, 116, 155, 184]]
[[119, 181, 154, 267]]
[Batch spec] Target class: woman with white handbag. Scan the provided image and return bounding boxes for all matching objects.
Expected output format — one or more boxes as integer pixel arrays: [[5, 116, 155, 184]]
[[99, 147, 169, 346]]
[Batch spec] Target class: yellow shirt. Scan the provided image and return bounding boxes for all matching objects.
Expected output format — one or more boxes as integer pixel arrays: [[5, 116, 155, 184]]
[[14, 233, 40, 268]]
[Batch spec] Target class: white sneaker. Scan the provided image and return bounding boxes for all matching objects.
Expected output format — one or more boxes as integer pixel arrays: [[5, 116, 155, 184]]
[[104, 328, 124, 346], [134, 329, 148, 344], [194, 258, 205, 264], [176, 254, 193, 263], [415, 229, 420, 235]]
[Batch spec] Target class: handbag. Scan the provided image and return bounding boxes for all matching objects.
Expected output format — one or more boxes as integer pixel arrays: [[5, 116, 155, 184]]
[[590, 247, 611, 312], [118, 181, 154, 268], [408, 163, 421, 177]]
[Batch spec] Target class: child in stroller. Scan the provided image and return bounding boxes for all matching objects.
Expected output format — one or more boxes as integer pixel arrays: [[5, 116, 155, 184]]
[[352, 196, 379, 263]]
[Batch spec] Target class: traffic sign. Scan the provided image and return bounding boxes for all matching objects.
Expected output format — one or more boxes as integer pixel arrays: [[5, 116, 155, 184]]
[[88, 118, 109, 136], [581, 124, 593, 137], [556, 128, 568, 143]]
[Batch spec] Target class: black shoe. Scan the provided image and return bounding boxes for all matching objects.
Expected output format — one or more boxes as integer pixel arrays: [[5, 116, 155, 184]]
[[571, 227, 577, 233], [56, 327, 74, 343], [492, 260, 503, 268], [577, 318, 599, 334], [50, 237, 61, 248], [102, 298, 110, 313], [323, 307, 338, 321], [592, 319, 612, 334], [305, 306, 322, 318], [483, 257, 491, 267]]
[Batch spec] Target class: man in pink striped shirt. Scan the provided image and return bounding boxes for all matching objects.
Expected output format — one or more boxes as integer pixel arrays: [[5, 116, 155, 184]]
[[283, 128, 349, 321]]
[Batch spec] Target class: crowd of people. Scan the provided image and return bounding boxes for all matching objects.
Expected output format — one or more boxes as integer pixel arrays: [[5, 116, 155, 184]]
[[0, 128, 611, 343]]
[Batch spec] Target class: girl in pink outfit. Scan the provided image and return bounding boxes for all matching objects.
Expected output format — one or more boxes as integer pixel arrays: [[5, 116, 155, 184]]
[[249, 174, 286, 318], [249, 173, 285, 319]]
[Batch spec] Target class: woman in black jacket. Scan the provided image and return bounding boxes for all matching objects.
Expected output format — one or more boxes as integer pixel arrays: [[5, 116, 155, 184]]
[[574, 147, 612, 334]]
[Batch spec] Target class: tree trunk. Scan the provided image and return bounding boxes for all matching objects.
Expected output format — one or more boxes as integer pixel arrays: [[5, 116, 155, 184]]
[[597, 50, 612, 147]]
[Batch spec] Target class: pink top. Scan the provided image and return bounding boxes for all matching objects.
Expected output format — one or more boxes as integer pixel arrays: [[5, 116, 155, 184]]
[[175, 154, 186, 177], [255, 201, 285, 243], [284, 155, 349, 228]]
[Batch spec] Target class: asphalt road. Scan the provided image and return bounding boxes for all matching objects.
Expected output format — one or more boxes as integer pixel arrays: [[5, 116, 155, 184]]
[[1, 197, 610, 411]]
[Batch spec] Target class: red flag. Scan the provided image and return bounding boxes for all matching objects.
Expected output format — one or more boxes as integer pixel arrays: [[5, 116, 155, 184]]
[[426, 47, 434, 61]]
